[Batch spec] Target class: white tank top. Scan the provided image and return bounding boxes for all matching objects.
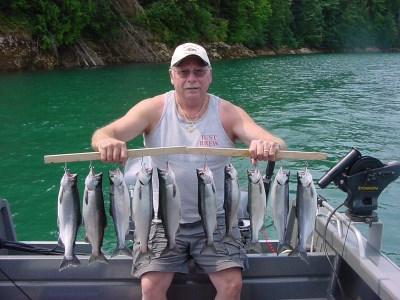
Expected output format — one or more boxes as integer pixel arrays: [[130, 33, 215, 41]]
[[144, 90, 235, 223]]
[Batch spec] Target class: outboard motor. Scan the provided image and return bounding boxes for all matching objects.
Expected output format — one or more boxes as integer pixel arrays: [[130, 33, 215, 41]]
[[318, 148, 400, 222]]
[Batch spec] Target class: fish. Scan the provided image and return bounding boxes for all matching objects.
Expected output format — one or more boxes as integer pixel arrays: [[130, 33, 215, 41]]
[[109, 167, 132, 257], [158, 161, 181, 256], [83, 166, 108, 264], [247, 166, 266, 254], [269, 166, 293, 254], [131, 165, 155, 258], [223, 163, 241, 243], [197, 163, 218, 255], [57, 169, 82, 271], [289, 167, 318, 264]]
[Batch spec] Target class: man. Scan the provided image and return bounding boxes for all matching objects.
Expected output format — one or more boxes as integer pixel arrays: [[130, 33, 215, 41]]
[[92, 43, 286, 300]]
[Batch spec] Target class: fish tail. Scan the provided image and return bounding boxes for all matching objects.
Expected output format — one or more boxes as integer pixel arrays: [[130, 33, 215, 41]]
[[277, 242, 293, 255], [59, 255, 80, 271], [221, 233, 236, 243], [200, 243, 218, 255], [253, 241, 263, 254], [111, 245, 133, 257], [161, 243, 181, 257], [245, 241, 262, 254], [136, 247, 156, 261], [88, 252, 109, 265]]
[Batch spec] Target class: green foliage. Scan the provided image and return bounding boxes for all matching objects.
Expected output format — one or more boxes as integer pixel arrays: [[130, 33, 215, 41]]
[[2, 0, 400, 51], [0, 12, 31, 34], [336, 0, 374, 48], [83, 0, 120, 41], [220, 0, 272, 47], [265, 0, 295, 47], [137, 0, 227, 44], [288, 0, 400, 49], [369, 0, 399, 48], [320, 0, 341, 49], [10, 0, 88, 48], [291, 0, 324, 47], [8, 0, 115, 49]]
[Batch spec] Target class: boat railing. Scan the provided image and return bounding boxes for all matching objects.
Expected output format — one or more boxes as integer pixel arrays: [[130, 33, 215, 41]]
[[319, 199, 383, 258], [0, 199, 17, 248], [317, 198, 372, 259]]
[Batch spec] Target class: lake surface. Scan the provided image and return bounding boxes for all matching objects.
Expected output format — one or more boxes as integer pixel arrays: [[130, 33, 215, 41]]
[[1, 52, 399, 265]]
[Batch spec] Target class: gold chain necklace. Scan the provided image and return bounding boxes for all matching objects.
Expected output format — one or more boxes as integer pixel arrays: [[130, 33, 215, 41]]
[[175, 94, 208, 132]]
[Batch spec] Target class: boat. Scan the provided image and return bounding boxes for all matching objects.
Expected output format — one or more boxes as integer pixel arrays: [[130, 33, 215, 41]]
[[1, 148, 400, 299]]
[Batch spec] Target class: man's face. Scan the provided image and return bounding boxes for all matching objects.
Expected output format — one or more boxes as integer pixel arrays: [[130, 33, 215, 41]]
[[169, 56, 212, 101]]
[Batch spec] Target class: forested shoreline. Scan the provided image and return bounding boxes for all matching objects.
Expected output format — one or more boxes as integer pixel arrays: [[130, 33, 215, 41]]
[[1, 0, 399, 71]]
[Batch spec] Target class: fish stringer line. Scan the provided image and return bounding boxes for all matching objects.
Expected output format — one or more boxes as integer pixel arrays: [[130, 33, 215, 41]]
[[260, 226, 277, 254]]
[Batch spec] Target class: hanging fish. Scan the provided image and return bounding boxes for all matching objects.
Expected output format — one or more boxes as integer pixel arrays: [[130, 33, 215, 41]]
[[289, 167, 318, 264], [158, 161, 181, 256], [57, 169, 82, 271], [131, 164, 155, 258], [270, 166, 293, 254], [109, 167, 132, 257], [83, 166, 108, 264], [197, 163, 218, 255], [223, 163, 241, 243], [247, 165, 266, 254]]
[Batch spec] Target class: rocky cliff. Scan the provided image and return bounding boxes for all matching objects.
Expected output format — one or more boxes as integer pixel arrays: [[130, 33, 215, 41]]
[[0, 30, 263, 72]]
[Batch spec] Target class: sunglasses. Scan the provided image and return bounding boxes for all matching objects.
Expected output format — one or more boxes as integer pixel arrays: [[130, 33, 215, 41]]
[[173, 68, 210, 78]]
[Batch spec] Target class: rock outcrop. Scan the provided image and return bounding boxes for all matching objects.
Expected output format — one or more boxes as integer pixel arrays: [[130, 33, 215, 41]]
[[0, 30, 261, 72]]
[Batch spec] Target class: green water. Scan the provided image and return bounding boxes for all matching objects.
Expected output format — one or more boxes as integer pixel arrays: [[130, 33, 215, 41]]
[[1, 53, 399, 265]]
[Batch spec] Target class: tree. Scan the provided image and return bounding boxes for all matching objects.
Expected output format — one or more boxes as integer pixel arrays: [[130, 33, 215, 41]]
[[9, 0, 108, 49], [137, 0, 227, 44], [265, 0, 295, 47], [369, 0, 399, 48], [337, 0, 374, 48], [320, 0, 341, 49], [220, 0, 272, 46], [291, 0, 324, 47]]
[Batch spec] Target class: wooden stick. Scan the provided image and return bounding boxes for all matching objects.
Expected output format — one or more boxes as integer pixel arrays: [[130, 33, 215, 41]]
[[44, 146, 327, 164], [185, 147, 327, 160], [43, 146, 187, 164]]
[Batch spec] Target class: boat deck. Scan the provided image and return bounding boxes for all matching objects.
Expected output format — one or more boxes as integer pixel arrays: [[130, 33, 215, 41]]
[[1, 242, 333, 300], [2, 198, 400, 299]]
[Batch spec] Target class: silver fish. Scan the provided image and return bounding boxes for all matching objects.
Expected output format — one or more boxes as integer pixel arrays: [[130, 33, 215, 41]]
[[83, 167, 108, 264], [109, 167, 132, 257], [131, 165, 155, 258], [197, 163, 218, 254], [247, 166, 266, 254], [223, 163, 241, 243], [57, 169, 82, 271], [270, 166, 292, 254], [158, 161, 181, 256], [289, 167, 317, 264]]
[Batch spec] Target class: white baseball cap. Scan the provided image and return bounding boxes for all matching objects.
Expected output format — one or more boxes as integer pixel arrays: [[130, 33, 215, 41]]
[[170, 43, 211, 67]]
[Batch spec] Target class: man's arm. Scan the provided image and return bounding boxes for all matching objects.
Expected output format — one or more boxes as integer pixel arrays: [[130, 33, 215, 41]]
[[219, 99, 286, 163], [91, 95, 164, 163]]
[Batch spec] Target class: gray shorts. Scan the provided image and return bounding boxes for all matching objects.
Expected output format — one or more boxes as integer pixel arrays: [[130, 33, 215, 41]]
[[131, 214, 249, 278]]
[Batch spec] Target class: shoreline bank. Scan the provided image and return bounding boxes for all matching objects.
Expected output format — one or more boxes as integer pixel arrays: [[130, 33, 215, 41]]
[[1, 32, 398, 73]]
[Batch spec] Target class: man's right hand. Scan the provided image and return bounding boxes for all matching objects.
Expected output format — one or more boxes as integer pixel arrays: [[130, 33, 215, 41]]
[[93, 138, 128, 164]]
